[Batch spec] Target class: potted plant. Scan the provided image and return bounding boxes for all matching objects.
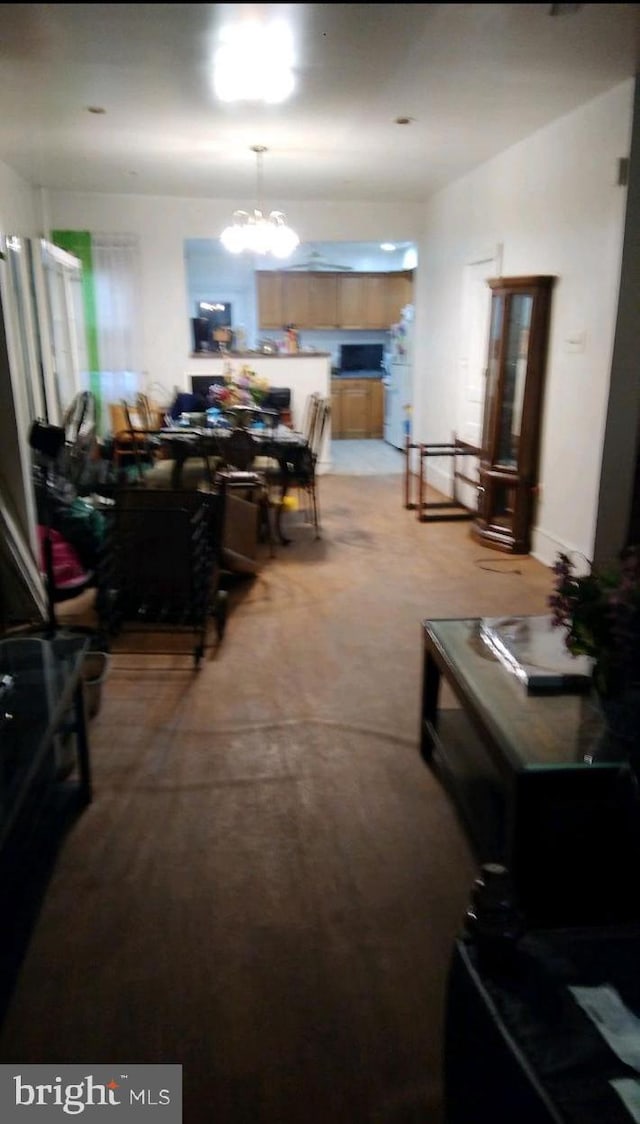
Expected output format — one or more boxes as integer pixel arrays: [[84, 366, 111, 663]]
[[549, 546, 640, 772]]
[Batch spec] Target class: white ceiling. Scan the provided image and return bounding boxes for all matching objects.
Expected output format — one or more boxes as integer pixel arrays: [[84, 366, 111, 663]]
[[0, 3, 639, 203]]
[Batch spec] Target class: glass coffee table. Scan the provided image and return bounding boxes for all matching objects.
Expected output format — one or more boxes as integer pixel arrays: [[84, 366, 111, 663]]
[[0, 631, 92, 853], [420, 618, 639, 926]]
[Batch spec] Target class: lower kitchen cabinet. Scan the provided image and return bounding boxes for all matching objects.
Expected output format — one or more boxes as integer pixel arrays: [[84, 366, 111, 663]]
[[331, 379, 383, 439]]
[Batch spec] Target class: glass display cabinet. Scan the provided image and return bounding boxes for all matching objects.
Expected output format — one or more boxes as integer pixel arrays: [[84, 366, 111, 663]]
[[472, 275, 555, 554]]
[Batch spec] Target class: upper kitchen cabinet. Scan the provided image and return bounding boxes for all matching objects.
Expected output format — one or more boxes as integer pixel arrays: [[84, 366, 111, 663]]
[[256, 270, 413, 330], [338, 275, 382, 328], [472, 275, 556, 555], [256, 271, 284, 329], [386, 271, 413, 321], [306, 272, 339, 328], [282, 272, 339, 329], [337, 272, 412, 329]]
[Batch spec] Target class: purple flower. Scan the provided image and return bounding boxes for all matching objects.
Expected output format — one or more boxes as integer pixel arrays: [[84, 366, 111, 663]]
[[548, 547, 640, 696]]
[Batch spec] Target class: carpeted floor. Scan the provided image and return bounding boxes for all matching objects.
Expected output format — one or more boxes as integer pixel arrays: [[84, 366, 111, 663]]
[[0, 474, 552, 1122]]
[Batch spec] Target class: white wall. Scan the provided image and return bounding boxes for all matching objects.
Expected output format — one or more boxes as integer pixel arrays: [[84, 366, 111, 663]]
[[43, 192, 423, 401], [413, 80, 634, 567], [0, 159, 39, 236], [38, 83, 637, 567]]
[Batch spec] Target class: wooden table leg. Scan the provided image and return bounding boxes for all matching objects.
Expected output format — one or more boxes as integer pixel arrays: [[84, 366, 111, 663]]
[[418, 444, 425, 522]]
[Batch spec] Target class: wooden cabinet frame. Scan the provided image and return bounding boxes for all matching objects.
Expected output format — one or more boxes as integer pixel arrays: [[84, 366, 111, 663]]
[[472, 275, 555, 555]]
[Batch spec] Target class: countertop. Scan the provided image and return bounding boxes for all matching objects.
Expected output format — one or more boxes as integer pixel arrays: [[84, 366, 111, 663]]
[[331, 370, 384, 380], [189, 351, 331, 360]]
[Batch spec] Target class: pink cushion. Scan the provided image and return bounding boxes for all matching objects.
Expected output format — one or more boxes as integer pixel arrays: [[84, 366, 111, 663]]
[[37, 526, 91, 591]]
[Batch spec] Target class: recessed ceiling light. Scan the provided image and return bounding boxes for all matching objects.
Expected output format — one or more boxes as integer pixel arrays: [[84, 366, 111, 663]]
[[380, 243, 396, 252], [87, 106, 106, 115]]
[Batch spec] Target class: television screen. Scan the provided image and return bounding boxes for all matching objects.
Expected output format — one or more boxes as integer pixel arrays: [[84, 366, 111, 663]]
[[340, 343, 384, 372]]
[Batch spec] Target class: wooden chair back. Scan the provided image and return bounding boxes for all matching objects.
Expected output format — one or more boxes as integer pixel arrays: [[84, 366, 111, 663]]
[[309, 398, 331, 460], [302, 392, 321, 442]]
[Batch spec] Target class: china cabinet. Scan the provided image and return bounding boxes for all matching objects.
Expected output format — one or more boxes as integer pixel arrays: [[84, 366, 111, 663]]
[[472, 275, 555, 554]]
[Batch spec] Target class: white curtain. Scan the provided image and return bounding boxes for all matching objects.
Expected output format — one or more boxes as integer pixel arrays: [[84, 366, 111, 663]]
[[92, 233, 142, 402]]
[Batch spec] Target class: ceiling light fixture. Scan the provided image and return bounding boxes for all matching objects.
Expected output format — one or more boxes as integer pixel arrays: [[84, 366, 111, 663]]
[[214, 20, 295, 103], [380, 243, 396, 252], [220, 146, 300, 259]]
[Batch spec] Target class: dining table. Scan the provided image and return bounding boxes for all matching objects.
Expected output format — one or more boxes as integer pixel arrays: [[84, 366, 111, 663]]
[[154, 421, 312, 545]]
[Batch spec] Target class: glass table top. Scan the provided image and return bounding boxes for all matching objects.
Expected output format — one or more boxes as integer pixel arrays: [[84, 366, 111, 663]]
[[0, 632, 88, 840], [423, 617, 617, 772]]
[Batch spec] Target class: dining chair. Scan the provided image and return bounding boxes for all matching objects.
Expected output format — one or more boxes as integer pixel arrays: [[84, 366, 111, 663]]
[[121, 399, 162, 482], [108, 400, 150, 479], [300, 396, 331, 536], [214, 427, 275, 558], [60, 390, 98, 488], [122, 400, 217, 490], [263, 396, 330, 539], [301, 391, 321, 442], [261, 387, 292, 428]]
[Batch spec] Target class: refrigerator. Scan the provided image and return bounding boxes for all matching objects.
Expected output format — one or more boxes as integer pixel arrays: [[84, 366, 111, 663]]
[[383, 304, 413, 449]]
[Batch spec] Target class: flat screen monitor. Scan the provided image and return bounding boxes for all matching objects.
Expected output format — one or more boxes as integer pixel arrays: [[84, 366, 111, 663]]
[[340, 343, 384, 373]]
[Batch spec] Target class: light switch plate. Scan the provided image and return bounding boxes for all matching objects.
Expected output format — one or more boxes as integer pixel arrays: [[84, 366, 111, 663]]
[[564, 331, 586, 353]]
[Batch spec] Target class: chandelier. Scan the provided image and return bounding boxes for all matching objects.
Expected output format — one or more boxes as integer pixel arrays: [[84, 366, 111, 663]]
[[220, 145, 299, 259]]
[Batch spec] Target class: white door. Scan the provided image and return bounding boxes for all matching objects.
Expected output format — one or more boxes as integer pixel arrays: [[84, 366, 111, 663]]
[[2, 236, 47, 424], [31, 239, 86, 426], [0, 241, 47, 616], [458, 254, 500, 445], [456, 247, 503, 505]]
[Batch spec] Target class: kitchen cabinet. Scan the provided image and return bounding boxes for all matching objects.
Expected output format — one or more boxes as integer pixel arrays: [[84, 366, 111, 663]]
[[386, 271, 413, 322], [256, 270, 413, 330], [281, 272, 309, 327], [282, 272, 338, 329], [472, 275, 555, 554], [338, 275, 369, 328], [337, 273, 410, 329], [306, 272, 339, 327], [331, 378, 383, 439], [256, 272, 284, 329]]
